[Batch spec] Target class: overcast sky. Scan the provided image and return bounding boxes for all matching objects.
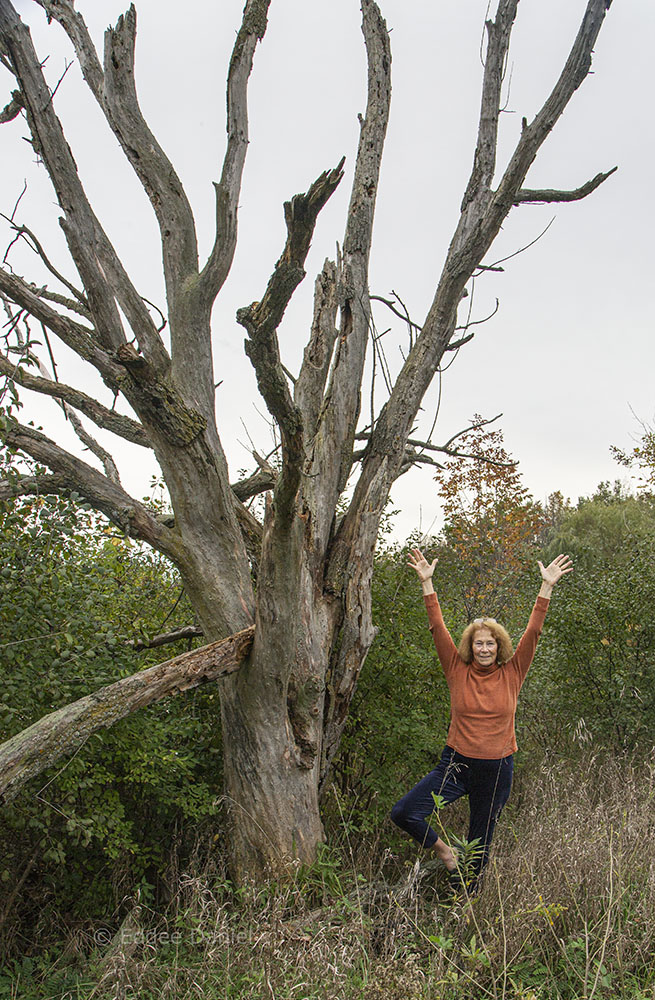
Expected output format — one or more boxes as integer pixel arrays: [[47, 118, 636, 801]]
[[2, 0, 653, 542]]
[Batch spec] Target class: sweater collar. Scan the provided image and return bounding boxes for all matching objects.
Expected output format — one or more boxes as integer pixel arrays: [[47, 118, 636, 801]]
[[470, 660, 500, 675]]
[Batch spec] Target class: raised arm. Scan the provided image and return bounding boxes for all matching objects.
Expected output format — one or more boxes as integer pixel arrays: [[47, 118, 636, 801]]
[[513, 553, 574, 681], [407, 548, 458, 673]]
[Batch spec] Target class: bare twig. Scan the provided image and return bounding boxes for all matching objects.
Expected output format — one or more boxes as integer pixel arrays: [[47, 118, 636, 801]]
[[0, 351, 149, 447], [476, 217, 555, 273], [370, 293, 422, 336], [1, 213, 88, 304], [129, 625, 204, 651]]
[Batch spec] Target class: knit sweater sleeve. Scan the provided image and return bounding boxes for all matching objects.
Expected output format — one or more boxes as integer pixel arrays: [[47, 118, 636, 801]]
[[510, 595, 550, 683], [424, 593, 459, 678]]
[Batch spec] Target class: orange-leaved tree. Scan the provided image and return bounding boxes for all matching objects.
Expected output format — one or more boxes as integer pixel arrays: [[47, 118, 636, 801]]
[[435, 417, 545, 623]]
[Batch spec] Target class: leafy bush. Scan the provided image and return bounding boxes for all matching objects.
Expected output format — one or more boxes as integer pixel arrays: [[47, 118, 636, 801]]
[[521, 489, 655, 754], [0, 495, 222, 941]]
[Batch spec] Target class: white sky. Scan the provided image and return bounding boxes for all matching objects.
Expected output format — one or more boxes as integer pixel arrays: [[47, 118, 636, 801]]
[[1, 0, 653, 542]]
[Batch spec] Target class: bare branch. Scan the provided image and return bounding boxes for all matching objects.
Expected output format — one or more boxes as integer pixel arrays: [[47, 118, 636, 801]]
[[0, 352, 150, 447], [398, 450, 444, 471], [295, 259, 339, 438], [446, 331, 475, 351], [345, 0, 615, 531], [64, 407, 121, 484], [461, 0, 519, 212], [351, 444, 442, 469], [0, 3, 126, 350], [402, 446, 515, 470], [514, 167, 618, 204], [128, 625, 204, 651], [35, 1, 256, 381], [307, 0, 391, 549], [231, 461, 276, 502], [354, 415, 513, 471], [199, 0, 271, 305], [492, 0, 615, 222], [1, 3, 169, 370], [372, 289, 499, 355], [478, 217, 555, 272], [0, 268, 121, 381], [370, 293, 422, 335], [1, 420, 182, 560], [341, 0, 391, 267], [102, 7, 198, 296], [439, 412, 503, 452], [35, 287, 91, 320], [0, 625, 255, 804], [14, 319, 123, 480], [35, 0, 197, 301], [1, 214, 89, 307], [34, 0, 104, 93], [454, 297, 499, 333], [237, 160, 345, 516]]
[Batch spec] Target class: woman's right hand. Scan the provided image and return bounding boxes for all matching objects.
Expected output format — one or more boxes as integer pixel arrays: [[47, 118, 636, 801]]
[[407, 547, 437, 583]]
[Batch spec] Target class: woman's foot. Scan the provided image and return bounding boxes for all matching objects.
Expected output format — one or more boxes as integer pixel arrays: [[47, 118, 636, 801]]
[[432, 837, 458, 873]]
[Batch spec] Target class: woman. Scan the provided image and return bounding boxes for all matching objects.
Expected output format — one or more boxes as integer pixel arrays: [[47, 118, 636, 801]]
[[390, 547, 573, 889]]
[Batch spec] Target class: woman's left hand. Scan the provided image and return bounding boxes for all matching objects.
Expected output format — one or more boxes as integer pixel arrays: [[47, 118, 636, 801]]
[[537, 554, 573, 588]]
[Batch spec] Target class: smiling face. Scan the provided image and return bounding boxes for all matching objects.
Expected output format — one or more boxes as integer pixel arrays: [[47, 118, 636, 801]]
[[471, 627, 498, 668]]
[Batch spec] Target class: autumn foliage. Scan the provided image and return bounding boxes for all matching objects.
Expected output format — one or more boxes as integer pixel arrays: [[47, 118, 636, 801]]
[[433, 417, 545, 621]]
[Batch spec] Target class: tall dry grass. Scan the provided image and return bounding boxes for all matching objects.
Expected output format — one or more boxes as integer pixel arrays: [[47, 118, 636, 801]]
[[5, 751, 655, 1000]]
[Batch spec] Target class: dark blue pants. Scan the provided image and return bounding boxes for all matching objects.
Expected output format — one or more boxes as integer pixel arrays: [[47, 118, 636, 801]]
[[390, 745, 514, 876]]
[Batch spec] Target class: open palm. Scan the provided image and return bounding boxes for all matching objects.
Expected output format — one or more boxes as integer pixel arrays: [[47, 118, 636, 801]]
[[407, 548, 437, 583], [537, 554, 573, 587]]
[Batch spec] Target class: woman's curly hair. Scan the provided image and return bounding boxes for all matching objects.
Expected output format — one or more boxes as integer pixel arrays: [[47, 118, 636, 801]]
[[458, 617, 514, 665]]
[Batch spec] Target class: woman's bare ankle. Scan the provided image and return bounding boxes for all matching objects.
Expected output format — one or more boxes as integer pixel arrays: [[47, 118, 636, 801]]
[[432, 837, 457, 872]]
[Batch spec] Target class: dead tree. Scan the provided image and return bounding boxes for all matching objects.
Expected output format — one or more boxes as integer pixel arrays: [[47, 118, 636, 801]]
[[0, 0, 616, 879]]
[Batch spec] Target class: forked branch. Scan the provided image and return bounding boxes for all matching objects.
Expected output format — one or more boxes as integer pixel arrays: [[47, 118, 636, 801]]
[[0, 269, 121, 382], [237, 160, 345, 515], [2, 1, 169, 371], [0, 352, 149, 447], [492, 0, 615, 224]]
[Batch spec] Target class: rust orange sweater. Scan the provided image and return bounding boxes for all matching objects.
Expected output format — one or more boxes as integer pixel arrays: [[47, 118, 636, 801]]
[[424, 593, 549, 759]]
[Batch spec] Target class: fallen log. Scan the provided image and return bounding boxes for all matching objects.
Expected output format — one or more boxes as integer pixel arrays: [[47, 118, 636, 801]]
[[0, 625, 255, 804]]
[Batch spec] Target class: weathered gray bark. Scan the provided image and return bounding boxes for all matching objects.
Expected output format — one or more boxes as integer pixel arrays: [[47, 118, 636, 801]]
[[0, 628, 255, 805], [0, 0, 617, 879]]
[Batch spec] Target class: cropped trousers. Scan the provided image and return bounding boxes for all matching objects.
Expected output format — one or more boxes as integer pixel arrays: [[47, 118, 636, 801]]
[[390, 745, 514, 876]]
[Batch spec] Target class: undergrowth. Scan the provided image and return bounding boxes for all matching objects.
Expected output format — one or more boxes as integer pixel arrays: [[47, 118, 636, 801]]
[[2, 752, 655, 1000]]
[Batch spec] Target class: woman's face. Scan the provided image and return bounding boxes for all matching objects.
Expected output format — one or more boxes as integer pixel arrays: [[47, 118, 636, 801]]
[[471, 627, 498, 668]]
